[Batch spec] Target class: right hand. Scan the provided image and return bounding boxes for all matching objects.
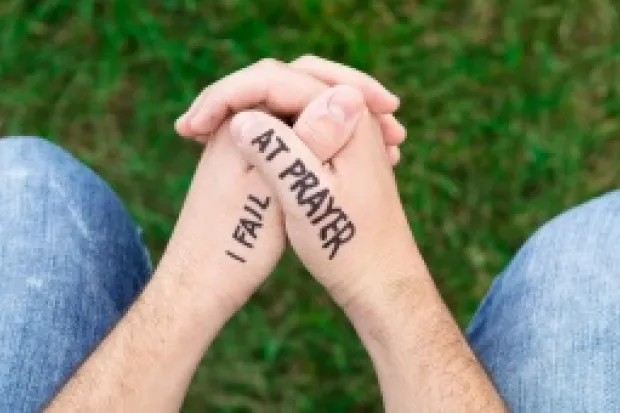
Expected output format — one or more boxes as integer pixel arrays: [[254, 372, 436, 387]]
[[229, 85, 430, 315], [162, 61, 406, 317]]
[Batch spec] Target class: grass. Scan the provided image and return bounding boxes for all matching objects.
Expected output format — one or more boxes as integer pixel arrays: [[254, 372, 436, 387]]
[[1, 0, 619, 411]]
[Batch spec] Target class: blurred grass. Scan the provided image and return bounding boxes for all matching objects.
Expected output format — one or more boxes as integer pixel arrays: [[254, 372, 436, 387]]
[[1, 0, 620, 411]]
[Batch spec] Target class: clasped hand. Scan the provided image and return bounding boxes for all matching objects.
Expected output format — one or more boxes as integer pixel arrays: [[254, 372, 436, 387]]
[[167, 56, 425, 323]]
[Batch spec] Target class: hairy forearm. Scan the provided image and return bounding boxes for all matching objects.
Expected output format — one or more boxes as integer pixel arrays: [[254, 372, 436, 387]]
[[44, 140, 283, 412], [45, 252, 228, 412], [43, 140, 284, 411], [348, 250, 506, 413]]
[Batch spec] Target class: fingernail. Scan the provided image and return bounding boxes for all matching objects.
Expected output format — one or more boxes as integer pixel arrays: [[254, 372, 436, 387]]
[[188, 115, 202, 132], [230, 112, 255, 144], [175, 116, 196, 139], [174, 115, 186, 131], [388, 93, 400, 109], [389, 146, 401, 166], [394, 120, 407, 141], [327, 88, 363, 124]]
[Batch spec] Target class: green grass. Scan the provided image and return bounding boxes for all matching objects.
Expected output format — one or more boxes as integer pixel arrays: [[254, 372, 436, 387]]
[[2, 0, 620, 411]]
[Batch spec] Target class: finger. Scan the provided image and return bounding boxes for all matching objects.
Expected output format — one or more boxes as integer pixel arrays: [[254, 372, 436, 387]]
[[176, 59, 399, 139], [175, 66, 252, 137], [291, 85, 401, 170], [387, 145, 401, 166], [379, 114, 407, 145], [229, 110, 335, 224], [290, 55, 399, 113], [176, 61, 310, 137], [293, 85, 364, 162], [289, 55, 407, 145], [175, 89, 214, 137], [176, 60, 329, 138], [333, 109, 391, 174]]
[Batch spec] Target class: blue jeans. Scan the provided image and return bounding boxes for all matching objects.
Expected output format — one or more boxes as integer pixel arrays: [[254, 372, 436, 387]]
[[0, 137, 617, 412]]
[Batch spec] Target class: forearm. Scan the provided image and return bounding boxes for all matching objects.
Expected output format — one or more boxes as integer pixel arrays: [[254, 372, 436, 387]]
[[347, 248, 506, 413], [45, 140, 280, 411], [45, 252, 228, 412]]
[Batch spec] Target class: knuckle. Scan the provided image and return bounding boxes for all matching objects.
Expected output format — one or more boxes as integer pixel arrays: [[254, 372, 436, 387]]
[[293, 54, 319, 66], [256, 57, 282, 70]]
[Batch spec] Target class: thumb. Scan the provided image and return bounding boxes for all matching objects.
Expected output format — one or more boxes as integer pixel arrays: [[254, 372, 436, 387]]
[[229, 111, 333, 223], [293, 85, 364, 162], [230, 111, 355, 261]]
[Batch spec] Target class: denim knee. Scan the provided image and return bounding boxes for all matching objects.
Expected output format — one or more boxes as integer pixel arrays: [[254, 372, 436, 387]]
[[0, 137, 152, 411], [470, 190, 620, 341], [0, 136, 151, 310], [504, 190, 620, 304], [0, 136, 122, 238], [467, 191, 620, 412]]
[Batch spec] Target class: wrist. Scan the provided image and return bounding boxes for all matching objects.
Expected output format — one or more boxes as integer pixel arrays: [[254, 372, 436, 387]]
[[158, 220, 284, 321], [153, 249, 233, 340], [156, 238, 248, 321], [346, 272, 502, 412], [338, 246, 443, 356]]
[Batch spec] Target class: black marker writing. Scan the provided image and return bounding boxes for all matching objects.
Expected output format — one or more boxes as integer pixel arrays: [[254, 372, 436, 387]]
[[226, 194, 271, 263], [226, 250, 246, 263], [252, 129, 290, 161], [244, 205, 261, 220], [251, 129, 356, 260], [248, 194, 271, 209], [233, 224, 254, 248]]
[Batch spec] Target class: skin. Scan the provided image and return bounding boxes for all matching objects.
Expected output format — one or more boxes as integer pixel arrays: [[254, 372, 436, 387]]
[[46, 125, 282, 412], [175, 56, 406, 165], [47, 58, 505, 412], [230, 89, 506, 412], [46, 59, 399, 412]]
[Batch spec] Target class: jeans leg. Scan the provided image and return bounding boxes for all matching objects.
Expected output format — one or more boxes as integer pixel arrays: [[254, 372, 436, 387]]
[[0, 137, 152, 412], [466, 191, 620, 412]]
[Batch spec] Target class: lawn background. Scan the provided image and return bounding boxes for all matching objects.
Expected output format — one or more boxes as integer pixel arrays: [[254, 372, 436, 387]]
[[1, 0, 619, 411]]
